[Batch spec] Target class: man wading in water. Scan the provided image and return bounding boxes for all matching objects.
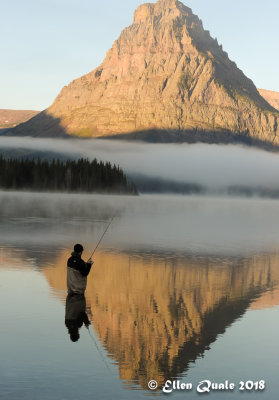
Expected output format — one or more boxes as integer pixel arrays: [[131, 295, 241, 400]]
[[67, 244, 93, 294]]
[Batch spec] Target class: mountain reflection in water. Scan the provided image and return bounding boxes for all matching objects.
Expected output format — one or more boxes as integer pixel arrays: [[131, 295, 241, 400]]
[[43, 249, 279, 390]]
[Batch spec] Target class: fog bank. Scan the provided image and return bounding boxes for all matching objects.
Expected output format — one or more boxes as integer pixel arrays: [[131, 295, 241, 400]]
[[2, 191, 279, 257], [1, 137, 279, 191]]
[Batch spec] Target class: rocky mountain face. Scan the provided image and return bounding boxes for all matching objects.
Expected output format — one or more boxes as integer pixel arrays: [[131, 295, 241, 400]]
[[258, 89, 279, 111], [6, 0, 279, 146]]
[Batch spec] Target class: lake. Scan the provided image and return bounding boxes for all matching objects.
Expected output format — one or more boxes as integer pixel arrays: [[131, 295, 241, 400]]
[[1, 191, 279, 399]]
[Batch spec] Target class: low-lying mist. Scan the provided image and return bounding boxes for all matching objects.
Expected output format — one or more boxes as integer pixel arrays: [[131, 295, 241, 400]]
[[2, 191, 279, 257], [1, 137, 279, 194]]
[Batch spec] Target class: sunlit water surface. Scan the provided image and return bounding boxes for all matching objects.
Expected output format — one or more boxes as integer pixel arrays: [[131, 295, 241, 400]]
[[1, 191, 279, 399]]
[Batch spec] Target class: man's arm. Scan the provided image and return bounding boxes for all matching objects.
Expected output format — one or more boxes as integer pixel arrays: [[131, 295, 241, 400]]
[[79, 259, 93, 277]]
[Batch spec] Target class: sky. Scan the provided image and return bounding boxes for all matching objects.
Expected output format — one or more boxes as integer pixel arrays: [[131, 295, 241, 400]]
[[1, 0, 278, 110]]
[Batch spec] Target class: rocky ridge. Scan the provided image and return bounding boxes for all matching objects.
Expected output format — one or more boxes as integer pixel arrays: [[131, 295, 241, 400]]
[[6, 0, 279, 146]]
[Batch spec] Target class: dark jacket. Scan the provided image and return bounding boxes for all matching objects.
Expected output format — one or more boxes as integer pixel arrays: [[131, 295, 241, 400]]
[[67, 252, 92, 294]]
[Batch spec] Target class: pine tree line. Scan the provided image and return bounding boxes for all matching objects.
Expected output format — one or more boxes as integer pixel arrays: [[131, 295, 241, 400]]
[[0, 156, 137, 194]]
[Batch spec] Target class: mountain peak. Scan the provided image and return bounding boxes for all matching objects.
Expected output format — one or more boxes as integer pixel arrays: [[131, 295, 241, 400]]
[[158, 0, 179, 6], [6, 0, 279, 146], [133, 0, 191, 24]]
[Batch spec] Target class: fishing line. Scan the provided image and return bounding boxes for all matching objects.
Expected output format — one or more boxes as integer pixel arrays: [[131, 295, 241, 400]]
[[88, 217, 114, 260], [85, 325, 114, 376], [85, 218, 115, 376]]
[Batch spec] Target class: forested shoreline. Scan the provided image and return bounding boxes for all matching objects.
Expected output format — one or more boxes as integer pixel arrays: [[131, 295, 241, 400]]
[[0, 156, 137, 194]]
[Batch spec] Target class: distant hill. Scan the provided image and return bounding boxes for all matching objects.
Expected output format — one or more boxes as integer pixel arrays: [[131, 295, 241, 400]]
[[4, 0, 279, 148], [258, 89, 279, 111], [0, 109, 39, 130]]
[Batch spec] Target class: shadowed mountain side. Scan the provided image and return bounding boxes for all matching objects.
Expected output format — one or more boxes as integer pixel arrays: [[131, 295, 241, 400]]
[[43, 249, 279, 390], [1, 111, 68, 138], [103, 129, 279, 151], [3, 112, 279, 151]]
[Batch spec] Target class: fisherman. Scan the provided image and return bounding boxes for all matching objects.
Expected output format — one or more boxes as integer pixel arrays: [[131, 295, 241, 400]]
[[67, 243, 93, 295]]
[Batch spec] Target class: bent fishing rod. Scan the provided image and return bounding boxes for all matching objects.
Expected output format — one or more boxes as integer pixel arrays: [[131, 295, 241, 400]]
[[87, 216, 114, 261]]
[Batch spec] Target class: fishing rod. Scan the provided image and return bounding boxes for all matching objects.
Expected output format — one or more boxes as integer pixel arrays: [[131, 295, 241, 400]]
[[87, 217, 114, 261]]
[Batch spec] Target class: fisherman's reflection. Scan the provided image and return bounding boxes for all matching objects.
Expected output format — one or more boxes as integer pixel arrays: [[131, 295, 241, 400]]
[[65, 293, 90, 342]]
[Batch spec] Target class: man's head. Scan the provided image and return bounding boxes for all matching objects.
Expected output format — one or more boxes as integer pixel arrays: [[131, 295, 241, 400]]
[[74, 243, 84, 255]]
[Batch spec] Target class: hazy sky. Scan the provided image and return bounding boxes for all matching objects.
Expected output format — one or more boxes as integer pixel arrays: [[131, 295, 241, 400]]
[[1, 0, 278, 110]]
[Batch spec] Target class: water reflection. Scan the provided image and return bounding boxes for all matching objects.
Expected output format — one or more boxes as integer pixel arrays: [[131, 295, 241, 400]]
[[65, 294, 91, 342], [43, 249, 279, 391]]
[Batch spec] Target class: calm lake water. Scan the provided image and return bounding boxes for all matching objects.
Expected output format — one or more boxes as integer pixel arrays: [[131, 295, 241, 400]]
[[1, 191, 279, 399]]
